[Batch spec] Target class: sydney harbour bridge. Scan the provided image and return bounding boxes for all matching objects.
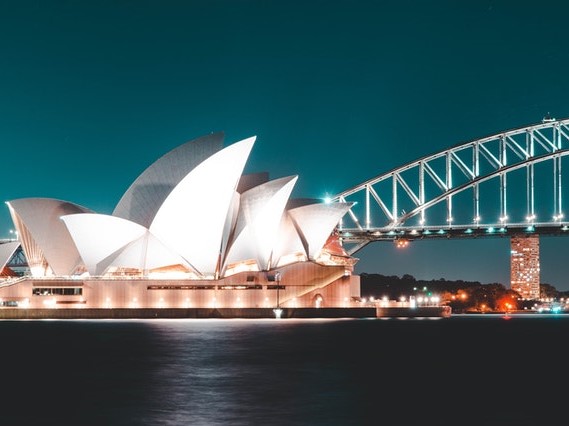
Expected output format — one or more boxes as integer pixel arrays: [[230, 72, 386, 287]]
[[331, 117, 569, 268]]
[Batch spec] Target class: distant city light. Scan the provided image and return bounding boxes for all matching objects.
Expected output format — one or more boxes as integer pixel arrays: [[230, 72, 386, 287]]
[[395, 239, 409, 248]]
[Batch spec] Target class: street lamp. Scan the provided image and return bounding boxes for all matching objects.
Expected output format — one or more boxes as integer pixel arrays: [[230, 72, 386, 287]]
[[273, 271, 283, 319], [275, 271, 281, 308]]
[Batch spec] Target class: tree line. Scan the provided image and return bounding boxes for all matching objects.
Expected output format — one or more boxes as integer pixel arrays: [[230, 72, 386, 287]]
[[360, 273, 569, 312]]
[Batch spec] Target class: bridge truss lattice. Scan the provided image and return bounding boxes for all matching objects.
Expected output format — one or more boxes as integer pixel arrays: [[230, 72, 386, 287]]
[[332, 117, 569, 255]]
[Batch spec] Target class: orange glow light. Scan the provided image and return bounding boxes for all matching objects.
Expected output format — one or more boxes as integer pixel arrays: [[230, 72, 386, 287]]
[[395, 239, 409, 249]]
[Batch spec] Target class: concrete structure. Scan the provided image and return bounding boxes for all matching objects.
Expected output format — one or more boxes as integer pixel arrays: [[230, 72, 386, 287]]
[[0, 133, 362, 313], [0, 262, 358, 310], [510, 235, 540, 300]]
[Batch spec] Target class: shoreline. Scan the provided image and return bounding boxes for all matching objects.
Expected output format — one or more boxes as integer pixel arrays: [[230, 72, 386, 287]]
[[0, 306, 451, 319]]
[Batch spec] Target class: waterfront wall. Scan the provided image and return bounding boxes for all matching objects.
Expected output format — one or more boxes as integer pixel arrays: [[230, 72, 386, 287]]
[[0, 306, 451, 319], [0, 307, 377, 319], [376, 306, 452, 318]]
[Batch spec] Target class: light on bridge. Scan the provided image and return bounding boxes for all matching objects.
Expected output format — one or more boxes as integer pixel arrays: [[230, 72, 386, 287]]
[[525, 214, 536, 222], [499, 216, 508, 223]]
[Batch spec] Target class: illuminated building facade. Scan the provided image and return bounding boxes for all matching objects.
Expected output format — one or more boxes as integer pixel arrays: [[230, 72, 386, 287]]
[[0, 132, 360, 311], [510, 235, 540, 300]]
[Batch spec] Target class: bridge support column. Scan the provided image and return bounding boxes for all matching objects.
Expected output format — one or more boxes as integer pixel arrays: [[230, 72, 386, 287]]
[[510, 234, 540, 300]]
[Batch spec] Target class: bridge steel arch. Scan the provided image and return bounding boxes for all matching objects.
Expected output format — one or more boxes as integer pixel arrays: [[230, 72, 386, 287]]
[[331, 118, 569, 255]]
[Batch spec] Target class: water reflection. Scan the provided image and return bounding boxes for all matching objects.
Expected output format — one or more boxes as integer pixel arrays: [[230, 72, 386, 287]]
[[0, 317, 566, 425]]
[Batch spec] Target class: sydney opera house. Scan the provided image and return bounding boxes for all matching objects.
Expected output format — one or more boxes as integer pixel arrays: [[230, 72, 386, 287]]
[[0, 132, 361, 313]]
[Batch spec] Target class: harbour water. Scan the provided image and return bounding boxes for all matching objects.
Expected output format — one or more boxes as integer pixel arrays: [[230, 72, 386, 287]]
[[0, 314, 566, 425]]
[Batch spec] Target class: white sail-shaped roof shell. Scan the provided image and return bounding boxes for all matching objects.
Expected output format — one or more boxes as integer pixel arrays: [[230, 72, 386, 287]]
[[113, 132, 224, 228], [288, 202, 353, 260], [150, 137, 256, 277], [219, 173, 271, 259], [127, 232, 191, 270], [222, 176, 298, 272], [6, 198, 93, 277], [0, 241, 20, 273], [62, 213, 146, 275], [272, 212, 307, 268], [220, 190, 241, 267], [61, 213, 191, 276], [96, 231, 193, 276]]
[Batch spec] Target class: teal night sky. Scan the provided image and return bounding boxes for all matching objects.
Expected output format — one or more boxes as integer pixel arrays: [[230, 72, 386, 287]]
[[2, 1, 569, 289]]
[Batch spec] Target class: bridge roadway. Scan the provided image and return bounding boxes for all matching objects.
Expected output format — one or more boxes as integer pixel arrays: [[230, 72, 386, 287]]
[[339, 222, 569, 244]]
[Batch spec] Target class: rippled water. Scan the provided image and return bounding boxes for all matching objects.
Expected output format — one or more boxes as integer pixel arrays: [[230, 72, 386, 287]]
[[0, 315, 566, 425]]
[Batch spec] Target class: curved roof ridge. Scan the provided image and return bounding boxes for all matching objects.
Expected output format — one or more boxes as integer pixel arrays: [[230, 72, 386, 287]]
[[113, 131, 225, 228], [222, 175, 298, 272], [62, 213, 196, 276], [7, 198, 93, 276], [288, 201, 353, 259], [61, 213, 148, 275], [149, 136, 256, 276]]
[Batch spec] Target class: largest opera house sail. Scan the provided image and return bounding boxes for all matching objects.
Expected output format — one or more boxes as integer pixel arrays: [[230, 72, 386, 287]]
[[0, 132, 360, 310]]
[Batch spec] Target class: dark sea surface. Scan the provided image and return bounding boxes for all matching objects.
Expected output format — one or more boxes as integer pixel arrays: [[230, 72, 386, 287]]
[[0, 314, 566, 426]]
